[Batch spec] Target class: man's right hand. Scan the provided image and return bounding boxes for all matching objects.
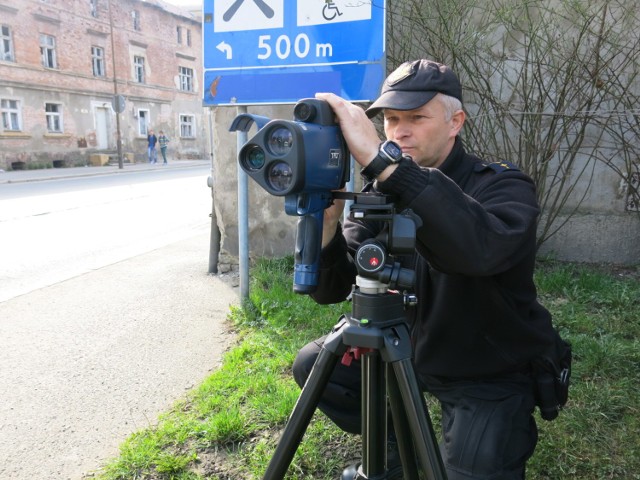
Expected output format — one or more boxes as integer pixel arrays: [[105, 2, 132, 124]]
[[322, 190, 345, 248]]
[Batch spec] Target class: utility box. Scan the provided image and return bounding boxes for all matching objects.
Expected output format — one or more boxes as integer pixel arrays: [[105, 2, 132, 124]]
[[89, 154, 109, 166]]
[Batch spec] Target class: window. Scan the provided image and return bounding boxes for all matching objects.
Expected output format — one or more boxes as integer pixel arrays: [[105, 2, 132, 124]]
[[132, 10, 140, 31], [91, 46, 105, 76], [1, 25, 14, 62], [45, 103, 63, 133], [1, 99, 21, 131], [176, 26, 182, 44], [90, 0, 98, 17], [180, 114, 195, 138], [138, 110, 149, 135], [40, 34, 57, 68], [186, 29, 191, 47], [133, 55, 145, 83], [178, 66, 193, 92]]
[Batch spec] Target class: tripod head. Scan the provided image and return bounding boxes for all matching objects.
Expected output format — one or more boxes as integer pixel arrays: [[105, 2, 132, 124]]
[[340, 193, 421, 294]]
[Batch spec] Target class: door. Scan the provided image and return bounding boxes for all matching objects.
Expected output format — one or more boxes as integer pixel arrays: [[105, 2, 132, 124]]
[[95, 107, 109, 149]]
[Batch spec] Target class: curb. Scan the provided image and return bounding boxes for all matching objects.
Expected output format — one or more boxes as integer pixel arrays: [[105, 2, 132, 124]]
[[0, 160, 211, 185]]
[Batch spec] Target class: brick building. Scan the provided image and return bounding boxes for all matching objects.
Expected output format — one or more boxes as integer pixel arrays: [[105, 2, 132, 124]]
[[0, 0, 204, 170]]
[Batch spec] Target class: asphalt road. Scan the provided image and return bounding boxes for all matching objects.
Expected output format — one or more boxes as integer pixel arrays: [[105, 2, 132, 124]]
[[0, 163, 214, 303], [0, 163, 239, 479]]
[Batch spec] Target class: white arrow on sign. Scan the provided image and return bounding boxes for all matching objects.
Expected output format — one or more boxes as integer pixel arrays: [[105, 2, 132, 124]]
[[216, 41, 233, 60]]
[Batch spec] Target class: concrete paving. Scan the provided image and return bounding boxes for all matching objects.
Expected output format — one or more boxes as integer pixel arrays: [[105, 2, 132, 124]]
[[0, 162, 239, 479]]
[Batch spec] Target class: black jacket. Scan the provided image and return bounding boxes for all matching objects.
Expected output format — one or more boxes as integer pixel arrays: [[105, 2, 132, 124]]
[[312, 138, 558, 381]]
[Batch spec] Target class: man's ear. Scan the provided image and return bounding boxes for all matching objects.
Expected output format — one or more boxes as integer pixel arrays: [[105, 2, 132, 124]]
[[450, 109, 466, 137]]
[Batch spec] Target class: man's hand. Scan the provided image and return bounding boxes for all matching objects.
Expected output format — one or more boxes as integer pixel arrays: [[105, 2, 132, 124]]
[[321, 190, 345, 248]]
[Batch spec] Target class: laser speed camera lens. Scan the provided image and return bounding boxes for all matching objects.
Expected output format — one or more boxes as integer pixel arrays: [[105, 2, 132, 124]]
[[267, 127, 293, 156], [293, 102, 316, 122], [267, 161, 293, 192], [244, 145, 265, 170]]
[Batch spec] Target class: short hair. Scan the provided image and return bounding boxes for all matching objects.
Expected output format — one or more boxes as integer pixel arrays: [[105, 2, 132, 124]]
[[436, 93, 463, 121]]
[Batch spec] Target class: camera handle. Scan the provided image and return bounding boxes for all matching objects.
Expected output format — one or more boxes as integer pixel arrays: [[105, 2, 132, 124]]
[[262, 277, 447, 480], [285, 192, 334, 294], [292, 210, 323, 294]]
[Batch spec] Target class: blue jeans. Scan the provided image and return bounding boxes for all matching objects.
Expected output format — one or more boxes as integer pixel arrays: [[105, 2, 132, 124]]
[[148, 147, 157, 163]]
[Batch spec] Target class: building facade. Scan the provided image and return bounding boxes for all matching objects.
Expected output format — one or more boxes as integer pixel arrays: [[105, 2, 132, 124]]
[[0, 0, 205, 170]]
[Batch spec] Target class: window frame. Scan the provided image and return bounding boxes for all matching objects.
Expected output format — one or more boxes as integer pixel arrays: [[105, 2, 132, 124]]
[[132, 10, 141, 31], [1, 98, 22, 132], [133, 55, 145, 83], [90, 0, 98, 18], [45, 102, 63, 133], [40, 34, 57, 69], [1, 25, 14, 62], [178, 66, 194, 92], [91, 45, 105, 77], [179, 114, 195, 138], [137, 109, 150, 136]]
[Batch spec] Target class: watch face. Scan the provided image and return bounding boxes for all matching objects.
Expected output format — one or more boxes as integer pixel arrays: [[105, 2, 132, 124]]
[[383, 141, 403, 161]]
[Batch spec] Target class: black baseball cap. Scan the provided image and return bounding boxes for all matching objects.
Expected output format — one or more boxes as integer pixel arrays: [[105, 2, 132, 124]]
[[366, 60, 462, 118]]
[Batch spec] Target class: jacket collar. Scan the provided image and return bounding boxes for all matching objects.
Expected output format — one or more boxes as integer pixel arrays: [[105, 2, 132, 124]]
[[438, 137, 473, 186]]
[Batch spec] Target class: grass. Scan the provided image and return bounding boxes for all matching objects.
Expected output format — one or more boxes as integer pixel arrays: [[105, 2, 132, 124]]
[[94, 257, 640, 479]]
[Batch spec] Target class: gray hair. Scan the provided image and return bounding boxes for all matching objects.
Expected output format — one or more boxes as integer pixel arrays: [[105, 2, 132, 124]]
[[436, 93, 463, 121]]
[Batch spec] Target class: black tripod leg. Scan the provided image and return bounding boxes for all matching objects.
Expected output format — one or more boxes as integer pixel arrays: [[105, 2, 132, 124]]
[[360, 351, 386, 478], [391, 358, 447, 480], [387, 366, 420, 480], [263, 326, 346, 480]]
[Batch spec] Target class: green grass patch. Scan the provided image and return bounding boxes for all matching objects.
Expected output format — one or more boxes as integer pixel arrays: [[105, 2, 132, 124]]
[[95, 259, 640, 479]]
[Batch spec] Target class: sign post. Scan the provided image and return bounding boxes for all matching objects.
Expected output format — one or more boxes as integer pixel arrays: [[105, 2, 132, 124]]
[[202, 0, 386, 105], [203, 0, 387, 299]]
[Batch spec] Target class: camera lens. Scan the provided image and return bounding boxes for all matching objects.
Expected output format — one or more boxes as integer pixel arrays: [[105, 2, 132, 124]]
[[267, 161, 293, 192], [293, 102, 316, 122], [243, 145, 265, 170], [267, 127, 293, 156]]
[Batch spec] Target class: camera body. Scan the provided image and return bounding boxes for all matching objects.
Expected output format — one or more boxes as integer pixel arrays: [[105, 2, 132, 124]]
[[230, 99, 350, 294], [238, 99, 349, 206]]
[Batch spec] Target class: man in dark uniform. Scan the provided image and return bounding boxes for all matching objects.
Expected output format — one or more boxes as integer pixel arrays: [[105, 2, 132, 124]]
[[292, 60, 562, 479]]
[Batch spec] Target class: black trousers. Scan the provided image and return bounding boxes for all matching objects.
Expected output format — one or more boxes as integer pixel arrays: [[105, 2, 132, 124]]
[[292, 336, 538, 480]]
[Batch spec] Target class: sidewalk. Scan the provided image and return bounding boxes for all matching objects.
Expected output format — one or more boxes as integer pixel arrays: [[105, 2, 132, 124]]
[[0, 231, 239, 480], [0, 159, 212, 185], [0, 160, 239, 478]]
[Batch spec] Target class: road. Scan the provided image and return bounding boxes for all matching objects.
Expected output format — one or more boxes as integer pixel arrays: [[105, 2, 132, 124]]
[[0, 164, 238, 479], [0, 166, 212, 303]]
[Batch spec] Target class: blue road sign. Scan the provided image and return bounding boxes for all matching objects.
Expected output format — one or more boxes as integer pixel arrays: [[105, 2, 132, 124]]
[[202, 0, 386, 105]]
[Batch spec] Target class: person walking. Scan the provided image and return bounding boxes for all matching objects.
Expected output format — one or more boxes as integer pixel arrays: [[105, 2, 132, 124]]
[[147, 129, 158, 164], [158, 130, 170, 164]]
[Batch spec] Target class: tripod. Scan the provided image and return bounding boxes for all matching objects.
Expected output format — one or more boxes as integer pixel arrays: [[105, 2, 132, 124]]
[[262, 273, 447, 479]]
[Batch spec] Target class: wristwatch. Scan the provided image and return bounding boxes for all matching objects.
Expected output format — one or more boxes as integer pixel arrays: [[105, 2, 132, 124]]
[[361, 140, 403, 182]]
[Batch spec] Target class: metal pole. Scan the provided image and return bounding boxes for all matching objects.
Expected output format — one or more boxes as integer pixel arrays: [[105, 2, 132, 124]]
[[107, 0, 123, 169], [344, 154, 356, 224], [237, 106, 250, 300]]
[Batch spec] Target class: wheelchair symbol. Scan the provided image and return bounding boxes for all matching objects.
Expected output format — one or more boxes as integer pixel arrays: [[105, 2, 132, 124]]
[[322, 1, 343, 21]]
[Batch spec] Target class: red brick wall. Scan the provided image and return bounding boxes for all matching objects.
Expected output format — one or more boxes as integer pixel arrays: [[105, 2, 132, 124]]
[[0, 0, 204, 169]]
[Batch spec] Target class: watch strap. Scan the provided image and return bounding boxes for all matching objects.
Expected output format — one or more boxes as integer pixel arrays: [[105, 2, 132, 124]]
[[361, 153, 391, 182]]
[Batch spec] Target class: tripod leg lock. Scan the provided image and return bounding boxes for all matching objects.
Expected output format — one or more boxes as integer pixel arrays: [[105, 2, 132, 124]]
[[341, 347, 374, 366]]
